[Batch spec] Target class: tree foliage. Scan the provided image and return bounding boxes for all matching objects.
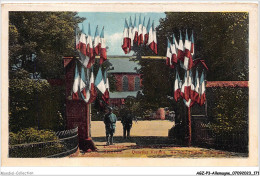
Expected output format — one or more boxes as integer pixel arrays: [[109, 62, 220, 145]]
[[132, 12, 248, 113], [9, 72, 65, 132], [208, 87, 248, 134], [157, 12, 248, 81], [9, 12, 84, 79], [9, 12, 84, 132]]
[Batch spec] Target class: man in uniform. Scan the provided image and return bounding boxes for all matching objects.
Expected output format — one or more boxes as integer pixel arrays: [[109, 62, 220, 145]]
[[121, 110, 133, 139], [104, 107, 117, 145]]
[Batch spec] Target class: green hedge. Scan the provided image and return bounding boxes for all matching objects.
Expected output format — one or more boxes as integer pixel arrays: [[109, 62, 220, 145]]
[[9, 74, 65, 133], [9, 128, 65, 158]]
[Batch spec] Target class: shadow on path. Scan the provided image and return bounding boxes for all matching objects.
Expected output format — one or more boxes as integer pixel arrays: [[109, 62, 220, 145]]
[[92, 136, 178, 147]]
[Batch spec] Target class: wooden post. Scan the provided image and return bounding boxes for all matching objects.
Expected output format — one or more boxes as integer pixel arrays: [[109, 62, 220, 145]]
[[86, 104, 90, 138], [187, 106, 192, 146], [89, 103, 92, 137]]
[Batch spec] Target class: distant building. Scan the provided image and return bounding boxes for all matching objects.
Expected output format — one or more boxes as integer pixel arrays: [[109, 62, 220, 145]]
[[108, 56, 142, 107]]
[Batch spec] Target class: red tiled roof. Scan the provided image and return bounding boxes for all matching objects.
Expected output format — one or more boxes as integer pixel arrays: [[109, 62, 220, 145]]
[[206, 81, 248, 88]]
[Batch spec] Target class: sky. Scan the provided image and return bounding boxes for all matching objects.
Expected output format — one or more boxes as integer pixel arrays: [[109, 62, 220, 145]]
[[78, 12, 166, 56]]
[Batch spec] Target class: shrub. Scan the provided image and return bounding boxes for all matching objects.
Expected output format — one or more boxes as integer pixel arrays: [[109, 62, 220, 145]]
[[9, 128, 65, 158], [9, 73, 65, 133]]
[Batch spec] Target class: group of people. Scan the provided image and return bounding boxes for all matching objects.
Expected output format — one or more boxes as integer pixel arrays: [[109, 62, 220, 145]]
[[103, 107, 134, 145]]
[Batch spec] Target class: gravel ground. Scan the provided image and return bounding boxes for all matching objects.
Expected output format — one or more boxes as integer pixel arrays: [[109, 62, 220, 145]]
[[72, 120, 247, 158]]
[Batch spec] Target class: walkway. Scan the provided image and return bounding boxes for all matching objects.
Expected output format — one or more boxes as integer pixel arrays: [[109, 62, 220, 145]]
[[72, 120, 246, 158]]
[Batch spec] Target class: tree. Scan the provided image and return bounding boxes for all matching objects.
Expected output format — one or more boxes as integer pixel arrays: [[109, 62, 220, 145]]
[[132, 12, 248, 113], [9, 12, 85, 132], [9, 12, 84, 79]]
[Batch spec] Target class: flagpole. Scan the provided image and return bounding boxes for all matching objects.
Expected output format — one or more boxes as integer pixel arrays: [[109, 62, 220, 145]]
[[89, 103, 92, 137], [187, 106, 191, 146], [86, 103, 90, 138]]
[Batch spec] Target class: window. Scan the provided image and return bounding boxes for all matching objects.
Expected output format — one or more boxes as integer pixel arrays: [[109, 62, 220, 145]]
[[135, 77, 140, 91], [122, 76, 128, 91]]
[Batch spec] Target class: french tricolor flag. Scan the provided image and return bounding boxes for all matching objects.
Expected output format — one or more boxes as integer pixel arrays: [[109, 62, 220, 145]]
[[189, 71, 195, 102], [174, 70, 181, 101], [122, 19, 129, 54], [181, 71, 191, 102], [144, 18, 151, 45], [133, 15, 138, 44], [75, 28, 80, 50], [199, 71, 206, 106], [152, 21, 157, 54], [102, 71, 110, 104], [177, 31, 184, 62], [190, 31, 195, 57], [138, 15, 143, 45], [94, 67, 106, 94], [78, 24, 87, 56], [183, 30, 193, 70], [94, 25, 101, 55], [72, 64, 80, 100], [86, 23, 94, 59], [86, 69, 97, 104], [142, 17, 147, 45], [129, 17, 134, 47], [147, 21, 157, 54], [86, 23, 95, 69], [79, 66, 87, 102], [99, 27, 107, 65], [171, 34, 178, 64], [194, 69, 200, 104], [166, 39, 173, 68]]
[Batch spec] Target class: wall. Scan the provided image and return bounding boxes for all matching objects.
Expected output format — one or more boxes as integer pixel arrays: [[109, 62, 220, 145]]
[[112, 73, 142, 92]]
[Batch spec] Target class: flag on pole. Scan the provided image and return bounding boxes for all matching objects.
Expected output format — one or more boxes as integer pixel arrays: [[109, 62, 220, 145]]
[[100, 27, 107, 65], [166, 39, 173, 68], [190, 31, 195, 57], [79, 66, 88, 102], [86, 23, 95, 68], [75, 28, 80, 50], [138, 15, 143, 45], [194, 69, 200, 104], [86, 68, 97, 104], [181, 71, 191, 102], [174, 70, 181, 101], [183, 71, 195, 107], [145, 18, 151, 45], [78, 51, 90, 68], [152, 21, 157, 54], [122, 19, 129, 54], [86, 23, 94, 59], [183, 30, 193, 70], [199, 71, 206, 106], [142, 17, 147, 45], [102, 71, 110, 104], [94, 25, 101, 55], [189, 71, 195, 102], [177, 31, 184, 61], [133, 15, 138, 44], [78, 24, 87, 56], [94, 67, 106, 94], [72, 64, 80, 100], [171, 34, 178, 64], [129, 16, 134, 47]]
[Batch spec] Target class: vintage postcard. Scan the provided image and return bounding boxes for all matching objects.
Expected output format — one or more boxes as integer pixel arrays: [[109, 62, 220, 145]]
[[1, 2, 258, 168]]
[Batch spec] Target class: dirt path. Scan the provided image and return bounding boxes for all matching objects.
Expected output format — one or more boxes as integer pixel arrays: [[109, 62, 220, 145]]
[[72, 120, 246, 158]]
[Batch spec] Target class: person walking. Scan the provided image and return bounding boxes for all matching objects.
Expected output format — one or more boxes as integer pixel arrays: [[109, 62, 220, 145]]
[[121, 110, 133, 139], [104, 107, 117, 145]]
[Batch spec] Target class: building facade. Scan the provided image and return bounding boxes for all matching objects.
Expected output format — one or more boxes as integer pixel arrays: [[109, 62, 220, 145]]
[[107, 56, 142, 107]]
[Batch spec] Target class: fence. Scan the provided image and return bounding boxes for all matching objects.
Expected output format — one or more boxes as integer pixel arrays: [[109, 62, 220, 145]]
[[9, 127, 78, 158]]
